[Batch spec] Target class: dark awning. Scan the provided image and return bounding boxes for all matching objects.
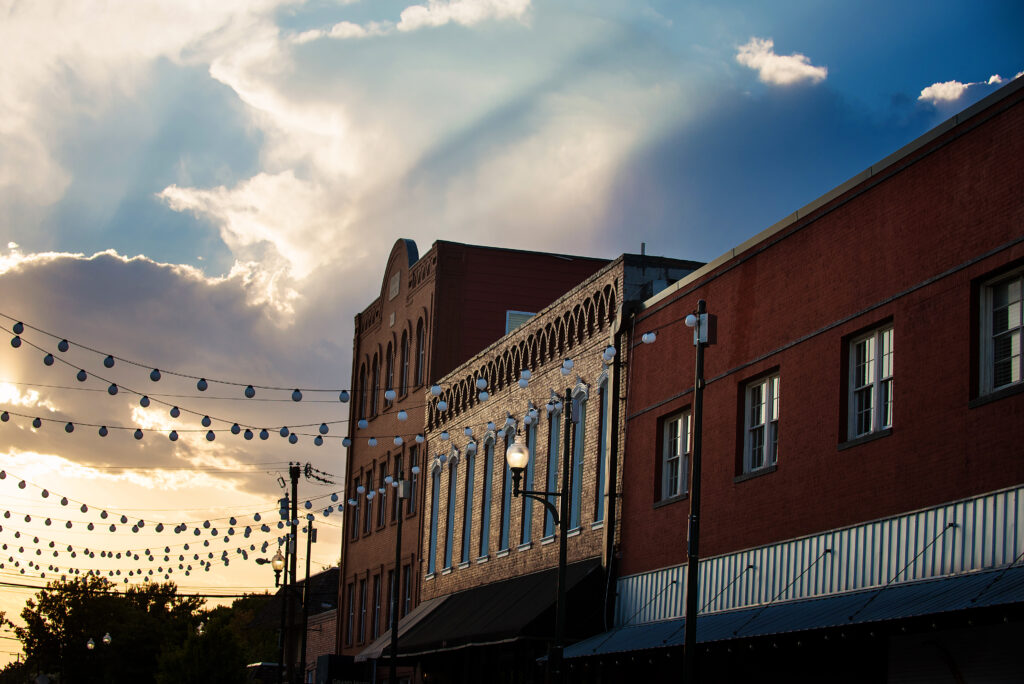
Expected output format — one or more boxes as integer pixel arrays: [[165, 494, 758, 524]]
[[355, 595, 449, 662], [564, 563, 1024, 659], [388, 558, 601, 658]]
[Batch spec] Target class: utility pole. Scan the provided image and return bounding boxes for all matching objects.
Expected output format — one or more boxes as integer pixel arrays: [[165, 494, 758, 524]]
[[287, 462, 300, 684], [300, 520, 316, 682]]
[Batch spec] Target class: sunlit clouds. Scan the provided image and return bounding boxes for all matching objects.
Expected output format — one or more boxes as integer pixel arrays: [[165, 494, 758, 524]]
[[918, 72, 1023, 104], [735, 37, 827, 86]]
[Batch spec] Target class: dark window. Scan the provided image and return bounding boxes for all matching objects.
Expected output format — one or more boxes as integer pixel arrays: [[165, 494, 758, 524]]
[[499, 436, 513, 551], [595, 381, 609, 522], [415, 319, 426, 386], [345, 582, 355, 645], [443, 458, 457, 569], [520, 425, 535, 544], [358, 364, 368, 420], [461, 450, 475, 563], [408, 446, 419, 515], [400, 331, 410, 394], [427, 467, 439, 574], [358, 578, 367, 643], [371, 354, 380, 417], [371, 575, 381, 638], [350, 476, 361, 539], [479, 439, 494, 557], [402, 564, 411, 616]]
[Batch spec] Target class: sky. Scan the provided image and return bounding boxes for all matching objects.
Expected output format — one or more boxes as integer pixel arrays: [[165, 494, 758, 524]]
[[0, 0, 1021, 664]]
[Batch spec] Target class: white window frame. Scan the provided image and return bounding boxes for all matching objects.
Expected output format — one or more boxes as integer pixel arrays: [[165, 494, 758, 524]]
[[744, 374, 779, 473], [848, 326, 894, 439], [981, 269, 1023, 394], [661, 411, 690, 500]]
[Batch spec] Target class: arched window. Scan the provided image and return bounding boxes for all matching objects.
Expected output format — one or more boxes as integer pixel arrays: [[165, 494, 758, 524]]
[[499, 435, 513, 551], [443, 456, 457, 570], [594, 378, 609, 523], [400, 331, 410, 394], [385, 343, 394, 407], [479, 439, 495, 557], [461, 449, 475, 564], [569, 391, 587, 530], [543, 406, 561, 538], [358, 364, 368, 421], [520, 424, 536, 545], [371, 354, 380, 417], [415, 319, 426, 386], [427, 465, 440, 575]]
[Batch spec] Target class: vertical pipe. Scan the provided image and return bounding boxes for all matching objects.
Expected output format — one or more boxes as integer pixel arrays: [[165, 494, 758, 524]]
[[684, 300, 706, 682]]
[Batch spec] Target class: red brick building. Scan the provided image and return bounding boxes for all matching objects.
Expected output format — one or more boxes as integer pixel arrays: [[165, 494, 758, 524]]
[[564, 77, 1024, 681], [336, 239, 609, 681]]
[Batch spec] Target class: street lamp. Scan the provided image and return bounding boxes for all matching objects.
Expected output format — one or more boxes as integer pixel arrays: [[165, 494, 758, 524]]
[[506, 387, 575, 684], [271, 549, 285, 587]]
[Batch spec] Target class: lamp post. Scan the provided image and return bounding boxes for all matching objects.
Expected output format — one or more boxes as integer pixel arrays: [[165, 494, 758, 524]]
[[683, 300, 713, 683], [388, 466, 417, 684], [507, 386, 575, 684]]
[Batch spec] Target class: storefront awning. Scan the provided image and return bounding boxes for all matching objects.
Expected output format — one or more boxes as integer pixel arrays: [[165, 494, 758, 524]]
[[564, 563, 1024, 659], [355, 595, 449, 662], [364, 558, 601, 659]]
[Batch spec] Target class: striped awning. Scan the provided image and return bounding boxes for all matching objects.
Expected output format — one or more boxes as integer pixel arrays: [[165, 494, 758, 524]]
[[564, 563, 1024, 659]]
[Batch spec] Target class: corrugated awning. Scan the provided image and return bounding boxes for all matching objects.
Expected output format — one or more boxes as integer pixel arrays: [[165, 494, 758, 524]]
[[355, 595, 449, 662], [371, 558, 600, 659], [564, 563, 1024, 659]]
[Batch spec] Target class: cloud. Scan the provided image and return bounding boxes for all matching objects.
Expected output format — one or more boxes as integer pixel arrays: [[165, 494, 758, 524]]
[[397, 0, 531, 32], [736, 37, 827, 86], [917, 72, 1019, 104], [291, 0, 530, 43]]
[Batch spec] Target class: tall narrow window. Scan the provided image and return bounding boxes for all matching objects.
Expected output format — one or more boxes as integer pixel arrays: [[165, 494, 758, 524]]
[[461, 450, 475, 563], [407, 446, 418, 515], [662, 411, 690, 500], [569, 395, 587, 530], [345, 582, 355, 645], [402, 564, 412, 616], [358, 578, 367, 643], [371, 354, 380, 417], [400, 331, 410, 395], [520, 425, 536, 545], [385, 343, 394, 407], [427, 467, 440, 575], [849, 327, 894, 438], [364, 472, 373, 535], [358, 364, 368, 420], [982, 271, 1023, 393], [392, 455, 403, 520], [594, 381, 609, 523], [377, 463, 388, 527], [479, 439, 495, 557], [371, 575, 381, 638], [350, 476, 361, 539], [543, 408, 561, 538], [499, 437, 513, 551], [415, 319, 426, 386], [387, 569, 396, 630], [745, 374, 780, 472], [443, 458, 457, 570]]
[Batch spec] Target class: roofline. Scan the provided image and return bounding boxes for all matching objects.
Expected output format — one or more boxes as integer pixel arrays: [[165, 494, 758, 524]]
[[640, 75, 1024, 313]]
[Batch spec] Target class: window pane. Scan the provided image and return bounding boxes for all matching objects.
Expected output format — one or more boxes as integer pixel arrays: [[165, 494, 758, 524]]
[[769, 421, 779, 465], [854, 386, 873, 436], [881, 378, 893, 429], [749, 426, 764, 469]]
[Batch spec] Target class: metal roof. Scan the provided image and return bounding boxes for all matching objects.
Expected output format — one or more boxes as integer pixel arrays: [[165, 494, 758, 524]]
[[564, 563, 1024, 659]]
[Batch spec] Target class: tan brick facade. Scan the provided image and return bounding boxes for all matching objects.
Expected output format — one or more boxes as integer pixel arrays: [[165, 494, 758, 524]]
[[418, 254, 701, 600]]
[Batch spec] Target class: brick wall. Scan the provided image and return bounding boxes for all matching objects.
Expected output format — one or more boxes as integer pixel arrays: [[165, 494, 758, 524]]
[[619, 80, 1024, 577], [419, 261, 627, 599]]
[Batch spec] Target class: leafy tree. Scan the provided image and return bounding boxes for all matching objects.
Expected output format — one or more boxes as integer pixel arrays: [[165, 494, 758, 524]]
[[11, 576, 203, 684]]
